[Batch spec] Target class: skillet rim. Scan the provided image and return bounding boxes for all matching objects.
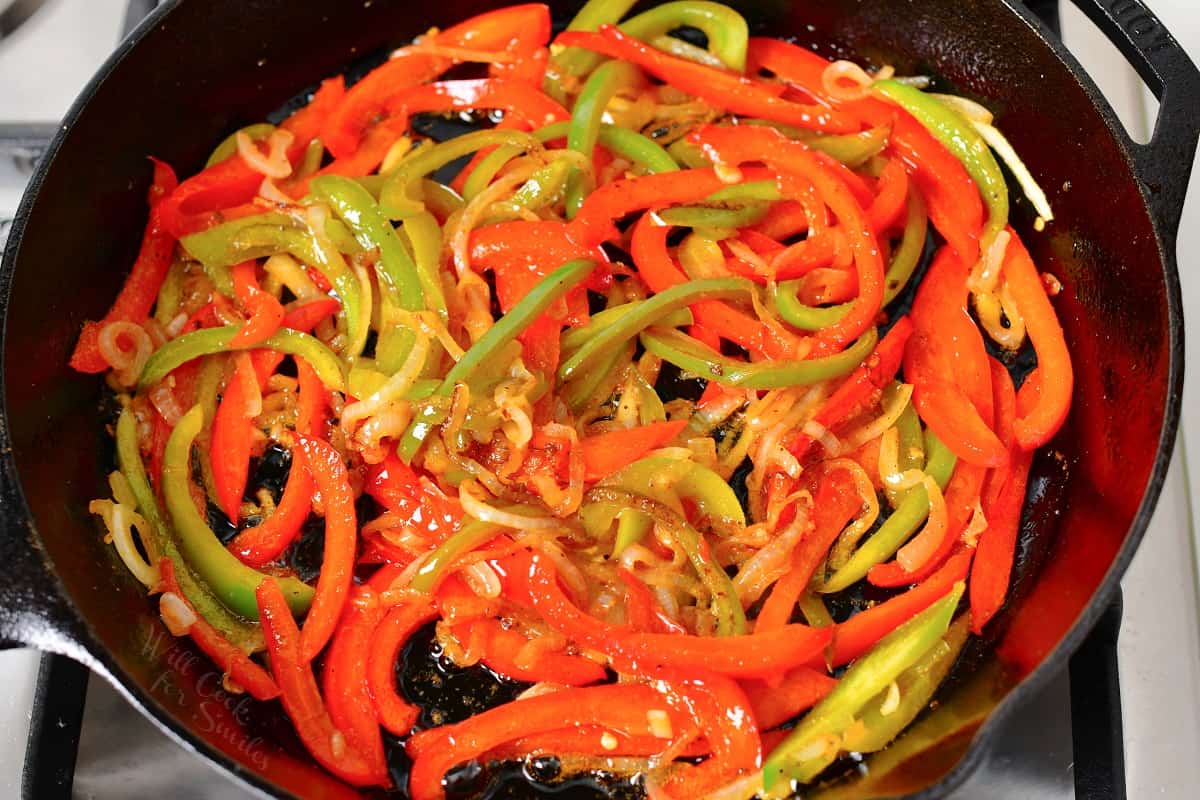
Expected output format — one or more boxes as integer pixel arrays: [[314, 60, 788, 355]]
[[0, 0, 1185, 797]]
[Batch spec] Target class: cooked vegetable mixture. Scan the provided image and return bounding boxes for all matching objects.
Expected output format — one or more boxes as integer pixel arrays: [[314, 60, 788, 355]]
[[74, 1, 1072, 797]]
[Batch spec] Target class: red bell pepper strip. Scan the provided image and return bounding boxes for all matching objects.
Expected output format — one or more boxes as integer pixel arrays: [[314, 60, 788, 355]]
[[228, 447, 314, 567], [366, 598, 438, 735], [556, 26, 858, 133], [741, 667, 836, 730], [982, 357, 1018, 509], [527, 555, 831, 678], [385, 78, 569, 131], [456, 616, 608, 685], [210, 353, 260, 522], [406, 684, 690, 800], [849, 98, 984, 263], [322, 586, 389, 786], [322, 4, 552, 157], [579, 419, 688, 481], [867, 157, 910, 233], [256, 579, 380, 787], [753, 200, 816, 241], [470, 220, 605, 376], [289, 115, 410, 197], [295, 357, 328, 439], [295, 434, 358, 662], [156, 558, 280, 701], [282, 297, 341, 332], [904, 247, 1005, 467], [745, 37, 838, 99], [690, 125, 885, 352], [970, 448, 1032, 633], [867, 462, 987, 588], [816, 151, 875, 209], [249, 350, 285, 386], [159, 77, 344, 237], [1002, 234, 1073, 449], [755, 468, 862, 631], [617, 567, 687, 634], [629, 213, 804, 360], [831, 549, 972, 666], [787, 315, 913, 460], [365, 454, 463, 541], [70, 158, 178, 373], [488, 724, 707, 760], [229, 261, 286, 347]]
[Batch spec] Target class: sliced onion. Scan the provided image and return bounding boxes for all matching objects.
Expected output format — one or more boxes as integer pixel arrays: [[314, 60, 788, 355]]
[[725, 238, 770, 277], [967, 229, 1012, 294], [460, 480, 561, 530], [732, 512, 811, 607], [822, 60, 894, 102], [237, 128, 294, 179], [973, 121, 1054, 223], [803, 419, 843, 457], [264, 253, 323, 301], [896, 476, 950, 572], [843, 384, 914, 450], [158, 592, 196, 636], [974, 287, 1026, 350], [149, 383, 185, 426], [825, 459, 882, 570], [461, 562, 503, 599], [878, 426, 925, 492], [341, 330, 429, 433], [258, 176, 293, 205], [930, 93, 994, 124], [97, 320, 153, 387], [961, 498, 988, 548], [89, 499, 159, 588]]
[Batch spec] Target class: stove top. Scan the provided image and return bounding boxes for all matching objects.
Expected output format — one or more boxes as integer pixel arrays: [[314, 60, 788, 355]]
[[2, 2, 1199, 799]]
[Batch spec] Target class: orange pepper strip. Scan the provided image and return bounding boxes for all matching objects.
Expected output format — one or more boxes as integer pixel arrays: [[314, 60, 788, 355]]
[[210, 353, 260, 522], [256, 579, 380, 787], [322, 586, 390, 786], [229, 261, 286, 347], [366, 597, 438, 735], [741, 667, 837, 730], [579, 419, 688, 482], [1003, 233, 1073, 449], [296, 435, 358, 662], [227, 447, 314, 567]]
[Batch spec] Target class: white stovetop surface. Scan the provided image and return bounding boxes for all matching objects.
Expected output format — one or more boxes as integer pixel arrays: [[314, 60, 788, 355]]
[[1, 1, 1199, 798]]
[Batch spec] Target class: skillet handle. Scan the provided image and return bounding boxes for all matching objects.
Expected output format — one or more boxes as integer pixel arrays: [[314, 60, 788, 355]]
[[1067, 0, 1200, 237]]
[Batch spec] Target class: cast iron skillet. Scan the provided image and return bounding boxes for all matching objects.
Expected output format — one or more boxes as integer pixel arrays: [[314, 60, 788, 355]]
[[0, 0, 1196, 797]]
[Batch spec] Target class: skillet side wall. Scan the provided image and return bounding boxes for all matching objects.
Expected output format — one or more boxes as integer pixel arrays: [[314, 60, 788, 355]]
[[0, 0, 1171, 797]]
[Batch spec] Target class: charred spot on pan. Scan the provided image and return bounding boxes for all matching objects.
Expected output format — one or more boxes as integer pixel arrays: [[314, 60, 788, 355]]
[[249, 443, 292, 504], [206, 501, 238, 545], [287, 516, 326, 583], [447, 760, 643, 800]]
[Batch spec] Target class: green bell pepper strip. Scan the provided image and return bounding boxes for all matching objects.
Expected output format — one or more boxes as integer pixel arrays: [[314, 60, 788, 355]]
[[772, 188, 927, 331], [551, 0, 640, 83], [798, 592, 835, 628], [706, 180, 782, 204], [881, 188, 929, 304], [818, 429, 956, 594], [742, 119, 892, 169], [562, 303, 693, 356], [630, 366, 667, 424], [398, 258, 597, 461], [312, 175, 427, 373], [180, 213, 365, 357], [657, 201, 771, 229], [410, 519, 503, 593], [535, 121, 679, 174], [667, 137, 712, 169], [558, 276, 752, 384], [138, 326, 346, 392], [462, 143, 527, 201], [886, 399, 925, 509], [153, 260, 185, 327], [618, 1, 749, 72], [612, 509, 654, 557], [295, 137, 325, 180], [641, 325, 878, 390], [194, 353, 227, 505], [205, 123, 275, 168], [873, 80, 1008, 249], [561, 339, 635, 411], [323, 218, 366, 256], [489, 159, 573, 221], [399, 210, 450, 322], [421, 178, 467, 218], [565, 59, 647, 218], [164, 406, 313, 620], [115, 408, 262, 652], [587, 486, 745, 636], [379, 131, 541, 219], [844, 613, 970, 754], [763, 583, 964, 788]]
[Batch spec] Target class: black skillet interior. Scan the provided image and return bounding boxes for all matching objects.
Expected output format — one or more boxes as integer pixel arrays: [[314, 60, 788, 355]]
[[0, 0, 1195, 798]]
